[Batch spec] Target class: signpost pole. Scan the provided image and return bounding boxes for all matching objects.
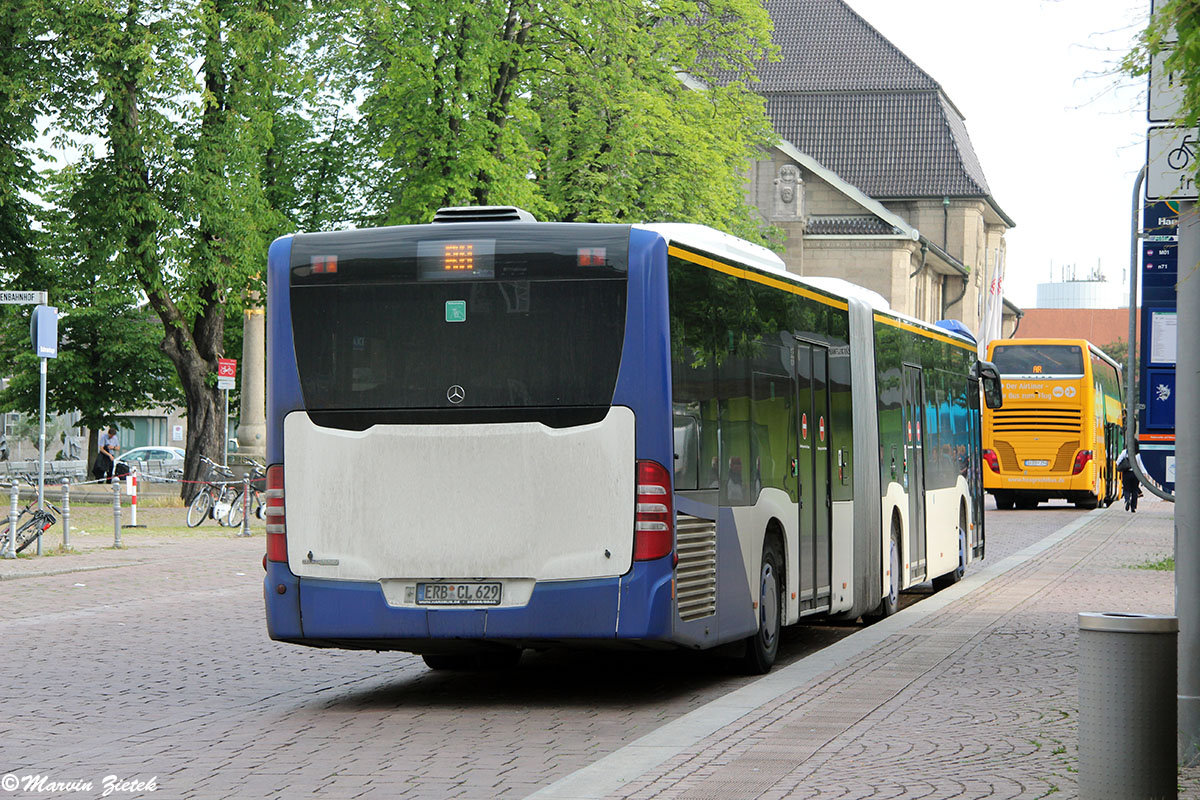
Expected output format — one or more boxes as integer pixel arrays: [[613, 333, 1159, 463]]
[[1177, 201, 1200, 765], [223, 388, 229, 467], [29, 301, 56, 557], [36, 356, 46, 555]]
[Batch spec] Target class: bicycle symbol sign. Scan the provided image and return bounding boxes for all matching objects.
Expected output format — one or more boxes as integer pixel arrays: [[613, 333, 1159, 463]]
[[1147, 126, 1200, 200]]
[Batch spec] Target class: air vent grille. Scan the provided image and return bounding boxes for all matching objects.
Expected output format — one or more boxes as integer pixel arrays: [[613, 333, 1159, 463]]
[[676, 515, 717, 621]]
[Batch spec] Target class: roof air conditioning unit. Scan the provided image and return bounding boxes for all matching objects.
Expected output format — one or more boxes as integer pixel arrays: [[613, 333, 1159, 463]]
[[431, 206, 538, 223]]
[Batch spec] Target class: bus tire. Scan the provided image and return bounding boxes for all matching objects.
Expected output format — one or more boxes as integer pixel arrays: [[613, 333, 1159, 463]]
[[422, 648, 522, 671], [742, 537, 783, 674], [1075, 495, 1099, 510], [932, 510, 968, 590], [878, 524, 902, 617], [994, 492, 1015, 511], [476, 647, 523, 670], [422, 653, 474, 670]]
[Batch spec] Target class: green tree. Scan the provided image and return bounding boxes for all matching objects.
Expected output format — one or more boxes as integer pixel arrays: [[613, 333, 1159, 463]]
[[0, 1, 185, 470], [347, 0, 777, 237], [0, 164, 182, 471], [43, 0, 302, 497], [1127, 0, 1200, 130], [0, 0, 48, 280]]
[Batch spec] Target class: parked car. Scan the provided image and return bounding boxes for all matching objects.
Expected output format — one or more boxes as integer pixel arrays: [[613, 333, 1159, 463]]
[[115, 446, 186, 483]]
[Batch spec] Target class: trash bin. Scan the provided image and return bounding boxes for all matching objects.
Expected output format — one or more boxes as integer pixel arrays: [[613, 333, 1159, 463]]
[[1078, 611, 1178, 800]]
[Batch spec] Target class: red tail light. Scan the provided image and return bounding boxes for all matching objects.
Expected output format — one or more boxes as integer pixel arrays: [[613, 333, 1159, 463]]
[[982, 449, 1000, 473], [634, 460, 673, 561], [266, 465, 287, 562], [1072, 450, 1094, 475]]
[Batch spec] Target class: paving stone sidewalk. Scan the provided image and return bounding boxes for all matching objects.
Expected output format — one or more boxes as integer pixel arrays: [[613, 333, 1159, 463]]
[[536, 497, 1198, 800]]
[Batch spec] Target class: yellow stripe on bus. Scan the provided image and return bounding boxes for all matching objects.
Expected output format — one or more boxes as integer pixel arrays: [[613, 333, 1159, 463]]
[[873, 313, 977, 353], [668, 246, 849, 311]]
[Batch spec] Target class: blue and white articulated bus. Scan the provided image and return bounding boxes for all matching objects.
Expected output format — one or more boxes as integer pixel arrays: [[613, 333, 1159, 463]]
[[263, 206, 1002, 673]]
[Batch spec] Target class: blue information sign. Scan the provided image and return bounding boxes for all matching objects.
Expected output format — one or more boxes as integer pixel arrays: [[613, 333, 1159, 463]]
[[1138, 201, 1177, 489]]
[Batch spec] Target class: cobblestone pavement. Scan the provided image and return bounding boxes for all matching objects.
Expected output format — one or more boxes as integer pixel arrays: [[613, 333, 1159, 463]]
[[0, 499, 1174, 799], [575, 497, 1199, 800]]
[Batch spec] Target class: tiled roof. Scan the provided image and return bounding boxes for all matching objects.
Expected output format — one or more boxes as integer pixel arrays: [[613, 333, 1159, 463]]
[[806, 215, 901, 236], [753, 0, 938, 93], [732, 0, 996, 200], [766, 93, 991, 197]]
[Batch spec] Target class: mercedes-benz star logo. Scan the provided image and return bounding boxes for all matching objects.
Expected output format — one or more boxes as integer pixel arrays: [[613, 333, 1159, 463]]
[[447, 385, 465, 404]]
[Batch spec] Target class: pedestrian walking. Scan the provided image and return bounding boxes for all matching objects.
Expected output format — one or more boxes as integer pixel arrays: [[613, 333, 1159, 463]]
[[1116, 448, 1144, 513]]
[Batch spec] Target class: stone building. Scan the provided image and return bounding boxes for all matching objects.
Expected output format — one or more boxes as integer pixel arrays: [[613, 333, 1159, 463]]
[[743, 0, 1020, 336]]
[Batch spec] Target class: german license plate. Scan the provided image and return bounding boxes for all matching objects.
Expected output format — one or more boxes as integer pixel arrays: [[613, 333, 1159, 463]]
[[416, 582, 502, 606], [1024, 459, 1049, 467]]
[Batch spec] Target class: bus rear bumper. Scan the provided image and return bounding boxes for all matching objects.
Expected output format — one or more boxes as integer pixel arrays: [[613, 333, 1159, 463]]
[[264, 562, 675, 649]]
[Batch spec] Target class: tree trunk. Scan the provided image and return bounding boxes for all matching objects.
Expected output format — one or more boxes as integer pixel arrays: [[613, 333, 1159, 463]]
[[177, 355, 224, 502]]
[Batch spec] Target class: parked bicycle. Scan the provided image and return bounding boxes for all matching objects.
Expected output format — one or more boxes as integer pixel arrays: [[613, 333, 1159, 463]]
[[2, 498, 61, 554], [226, 460, 266, 527], [186, 456, 241, 528]]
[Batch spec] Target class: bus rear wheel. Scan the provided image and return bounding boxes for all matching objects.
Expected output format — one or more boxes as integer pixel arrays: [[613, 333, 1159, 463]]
[[742, 537, 783, 674], [878, 525, 902, 617], [994, 492, 1015, 511], [422, 647, 523, 671], [932, 513, 967, 591]]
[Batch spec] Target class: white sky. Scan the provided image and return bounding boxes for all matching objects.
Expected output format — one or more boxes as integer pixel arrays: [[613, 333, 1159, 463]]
[[842, 0, 1150, 308]]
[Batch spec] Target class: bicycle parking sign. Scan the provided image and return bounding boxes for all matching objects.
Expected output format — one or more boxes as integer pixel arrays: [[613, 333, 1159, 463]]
[[1146, 126, 1200, 200], [217, 358, 237, 390]]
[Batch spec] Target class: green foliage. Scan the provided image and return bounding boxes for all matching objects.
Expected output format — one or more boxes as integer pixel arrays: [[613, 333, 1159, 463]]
[[4, 0, 779, 488], [0, 164, 181, 432], [347, 0, 778, 238], [1127, 1, 1200, 131], [0, 0, 52, 278]]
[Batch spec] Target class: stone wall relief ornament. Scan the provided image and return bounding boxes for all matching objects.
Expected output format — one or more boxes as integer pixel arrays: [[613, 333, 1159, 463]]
[[774, 164, 802, 220]]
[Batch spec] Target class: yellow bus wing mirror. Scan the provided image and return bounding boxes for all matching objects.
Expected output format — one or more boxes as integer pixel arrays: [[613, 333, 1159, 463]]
[[973, 360, 1004, 409]]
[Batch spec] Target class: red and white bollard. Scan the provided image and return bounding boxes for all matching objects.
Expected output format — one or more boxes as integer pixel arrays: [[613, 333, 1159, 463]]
[[128, 470, 138, 527]]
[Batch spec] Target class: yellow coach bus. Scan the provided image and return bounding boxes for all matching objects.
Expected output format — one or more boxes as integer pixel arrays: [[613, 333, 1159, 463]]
[[983, 338, 1123, 510]]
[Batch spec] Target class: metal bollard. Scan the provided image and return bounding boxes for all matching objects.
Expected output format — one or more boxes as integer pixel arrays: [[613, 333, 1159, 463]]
[[239, 474, 251, 537], [112, 478, 122, 548], [1079, 611, 1179, 799], [1, 482, 16, 558], [62, 477, 70, 550]]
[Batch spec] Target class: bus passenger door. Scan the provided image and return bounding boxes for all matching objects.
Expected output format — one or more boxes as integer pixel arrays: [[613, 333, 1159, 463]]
[[968, 377, 985, 559], [902, 364, 927, 582], [795, 341, 832, 612], [812, 345, 832, 608]]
